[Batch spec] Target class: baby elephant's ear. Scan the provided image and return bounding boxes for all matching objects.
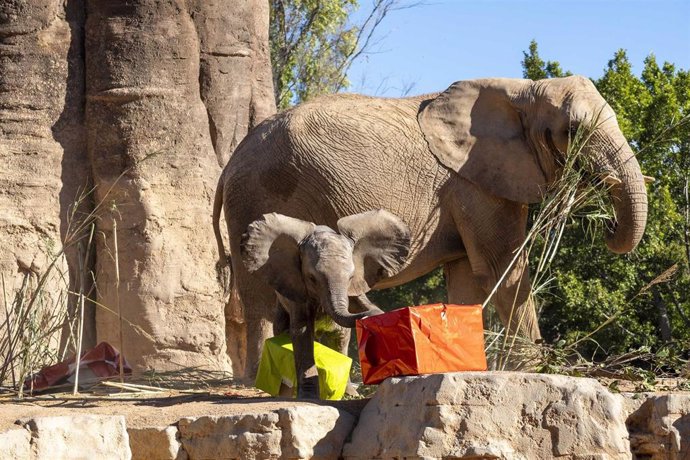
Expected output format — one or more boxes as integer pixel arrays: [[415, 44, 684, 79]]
[[337, 210, 411, 296], [240, 213, 316, 303]]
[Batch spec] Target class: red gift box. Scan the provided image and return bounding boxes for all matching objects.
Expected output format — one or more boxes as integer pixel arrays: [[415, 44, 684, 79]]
[[356, 304, 487, 384]]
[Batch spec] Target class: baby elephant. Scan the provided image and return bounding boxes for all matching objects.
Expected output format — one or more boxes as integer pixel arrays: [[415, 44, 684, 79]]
[[240, 209, 411, 399]]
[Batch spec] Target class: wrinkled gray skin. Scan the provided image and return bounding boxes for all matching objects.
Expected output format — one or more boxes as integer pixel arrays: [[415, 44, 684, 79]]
[[240, 211, 410, 398], [214, 76, 649, 380]]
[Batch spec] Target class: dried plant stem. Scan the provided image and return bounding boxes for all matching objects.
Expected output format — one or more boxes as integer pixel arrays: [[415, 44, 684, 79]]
[[1, 274, 17, 389], [73, 223, 96, 395], [73, 243, 85, 395], [485, 110, 615, 368], [100, 381, 163, 392], [113, 218, 124, 384]]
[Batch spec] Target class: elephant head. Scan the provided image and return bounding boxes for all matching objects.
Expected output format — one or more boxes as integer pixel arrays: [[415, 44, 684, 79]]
[[418, 75, 648, 254], [240, 210, 411, 327]]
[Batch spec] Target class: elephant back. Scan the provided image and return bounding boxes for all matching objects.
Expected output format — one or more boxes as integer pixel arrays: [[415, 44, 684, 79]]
[[223, 92, 457, 274]]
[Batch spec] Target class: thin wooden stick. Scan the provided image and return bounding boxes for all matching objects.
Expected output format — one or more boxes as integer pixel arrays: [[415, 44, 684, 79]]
[[73, 241, 85, 395], [73, 224, 96, 395], [101, 381, 164, 392], [113, 218, 124, 385]]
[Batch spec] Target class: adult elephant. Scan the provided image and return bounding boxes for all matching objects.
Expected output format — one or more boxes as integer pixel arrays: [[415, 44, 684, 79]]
[[213, 76, 648, 377]]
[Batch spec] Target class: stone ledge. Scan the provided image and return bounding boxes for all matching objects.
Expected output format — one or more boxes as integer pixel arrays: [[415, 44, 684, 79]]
[[0, 399, 359, 460], [343, 372, 689, 460], [626, 392, 690, 460], [0, 374, 688, 459]]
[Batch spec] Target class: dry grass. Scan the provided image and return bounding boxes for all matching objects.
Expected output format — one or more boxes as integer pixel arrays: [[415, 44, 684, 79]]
[[484, 108, 618, 370], [0, 164, 158, 397], [483, 109, 688, 385], [0, 185, 97, 397]]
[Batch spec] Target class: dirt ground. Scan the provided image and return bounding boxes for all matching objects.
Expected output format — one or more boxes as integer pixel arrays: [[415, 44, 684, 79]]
[[1, 374, 687, 433], [0, 383, 369, 432]]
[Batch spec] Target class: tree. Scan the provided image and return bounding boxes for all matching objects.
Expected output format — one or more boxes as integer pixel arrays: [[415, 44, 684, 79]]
[[270, 0, 416, 109], [521, 39, 571, 80]]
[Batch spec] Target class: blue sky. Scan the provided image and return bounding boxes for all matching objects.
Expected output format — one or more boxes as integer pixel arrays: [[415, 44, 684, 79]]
[[347, 0, 690, 96]]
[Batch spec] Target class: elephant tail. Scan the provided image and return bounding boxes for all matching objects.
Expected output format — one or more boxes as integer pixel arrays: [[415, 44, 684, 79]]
[[213, 173, 232, 297]]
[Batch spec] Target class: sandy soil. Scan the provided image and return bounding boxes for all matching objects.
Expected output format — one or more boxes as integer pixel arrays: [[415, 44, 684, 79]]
[[0, 385, 369, 431]]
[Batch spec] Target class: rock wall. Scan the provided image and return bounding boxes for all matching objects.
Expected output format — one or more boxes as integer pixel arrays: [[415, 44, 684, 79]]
[[0, 0, 90, 356], [1, 0, 274, 375]]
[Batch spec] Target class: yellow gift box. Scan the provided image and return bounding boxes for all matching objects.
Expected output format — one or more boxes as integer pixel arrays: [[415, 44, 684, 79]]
[[255, 334, 353, 400]]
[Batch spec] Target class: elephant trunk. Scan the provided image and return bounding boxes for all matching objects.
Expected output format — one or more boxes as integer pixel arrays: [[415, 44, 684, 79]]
[[597, 134, 648, 254], [324, 285, 372, 328]]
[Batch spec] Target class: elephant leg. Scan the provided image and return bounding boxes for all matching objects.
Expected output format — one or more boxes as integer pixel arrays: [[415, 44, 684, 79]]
[[286, 301, 318, 399], [273, 300, 290, 336], [234, 268, 276, 380], [315, 321, 359, 396], [444, 257, 494, 330], [444, 258, 487, 305], [491, 251, 540, 341], [451, 190, 541, 341], [271, 301, 294, 397]]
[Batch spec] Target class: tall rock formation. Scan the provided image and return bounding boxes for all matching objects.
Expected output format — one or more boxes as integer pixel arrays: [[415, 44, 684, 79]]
[[1, 0, 275, 376], [0, 0, 90, 366]]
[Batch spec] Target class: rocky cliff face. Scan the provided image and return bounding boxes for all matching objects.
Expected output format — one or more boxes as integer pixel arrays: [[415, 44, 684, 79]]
[[0, 0, 90, 355], [0, 0, 275, 374]]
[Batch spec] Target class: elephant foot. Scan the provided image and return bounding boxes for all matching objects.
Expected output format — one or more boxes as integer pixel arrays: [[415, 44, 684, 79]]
[[297, 375, 320, 399]]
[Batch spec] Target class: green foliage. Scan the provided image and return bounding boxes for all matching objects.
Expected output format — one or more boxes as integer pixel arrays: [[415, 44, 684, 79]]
[[270, 0, 358, 109], [524, 42, 690, 359], [369, 268, 446, 311], [521, 39, 572, 80], [270, 0, 410, 109]]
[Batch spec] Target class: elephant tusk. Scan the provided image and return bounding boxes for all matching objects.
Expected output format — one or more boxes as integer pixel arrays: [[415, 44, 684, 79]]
[[643, 175, 655, 184], [599, 174, 622, 186]]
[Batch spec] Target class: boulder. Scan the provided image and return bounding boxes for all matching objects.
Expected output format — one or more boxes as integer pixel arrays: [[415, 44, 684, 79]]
[[343, 372, 631, 459], [0, 427, 31, 460], [20, 414, 131, 460], [128, 425, 187, 460], [178, 405, 355, 460], [278, 406, 355, 459], [179, 412, 283, 460], [626, 393, 690, 460]]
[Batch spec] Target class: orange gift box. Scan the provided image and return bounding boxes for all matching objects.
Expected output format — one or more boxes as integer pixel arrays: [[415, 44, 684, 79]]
[[355, 304, 487, 385]]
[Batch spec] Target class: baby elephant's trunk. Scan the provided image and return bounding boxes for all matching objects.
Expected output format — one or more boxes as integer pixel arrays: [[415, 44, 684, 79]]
[[326, 288, 374, 328]]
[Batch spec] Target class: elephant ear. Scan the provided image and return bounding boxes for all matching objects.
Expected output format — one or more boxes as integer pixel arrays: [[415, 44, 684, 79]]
[[418, 79, 547, 203], [240, 213, 316, 303], [337, 210, 411, 296]]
